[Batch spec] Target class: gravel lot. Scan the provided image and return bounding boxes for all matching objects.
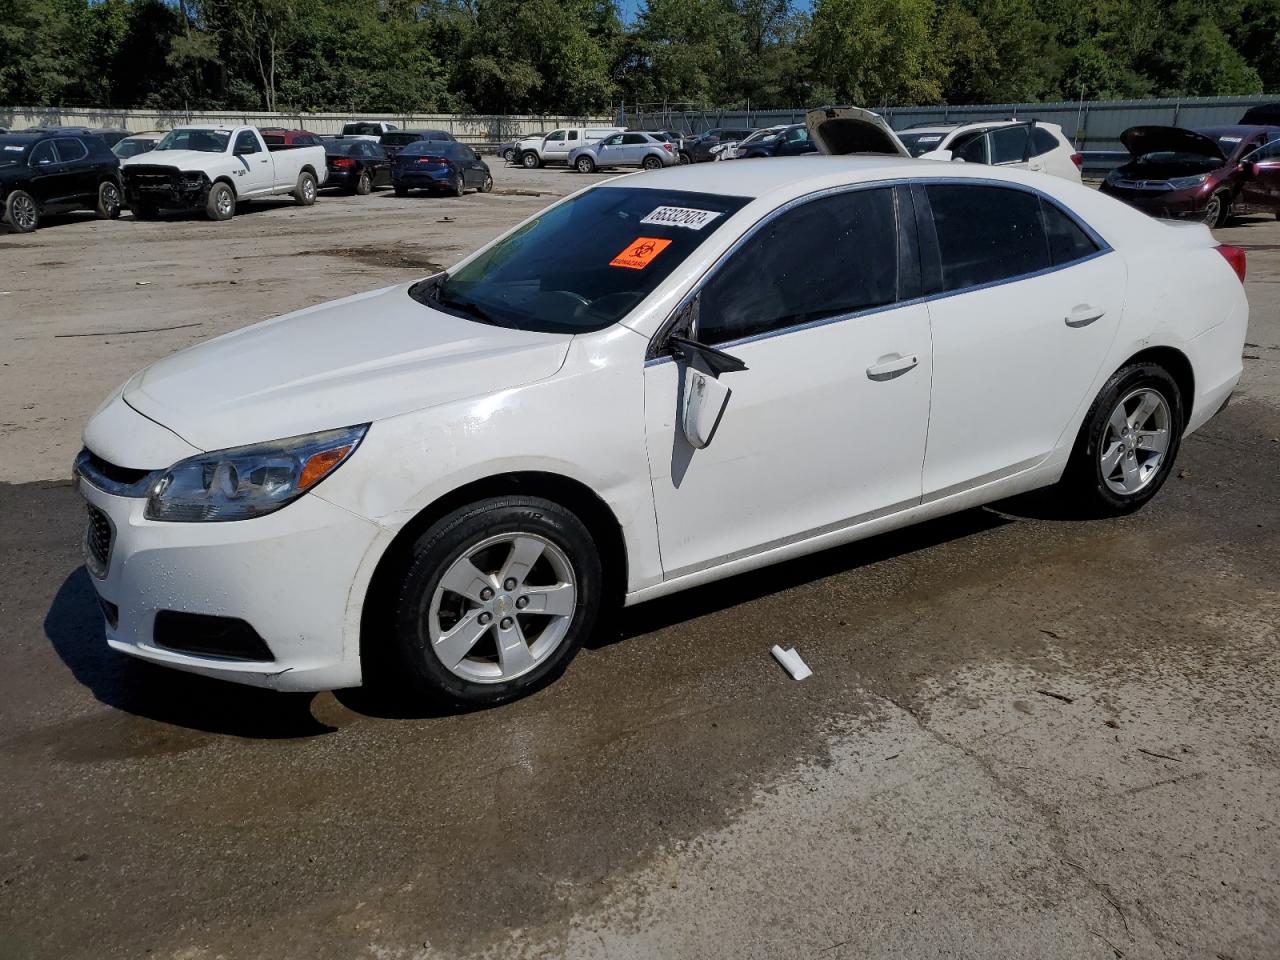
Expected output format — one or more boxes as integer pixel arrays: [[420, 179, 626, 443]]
[[1, 164, 1277, 960]]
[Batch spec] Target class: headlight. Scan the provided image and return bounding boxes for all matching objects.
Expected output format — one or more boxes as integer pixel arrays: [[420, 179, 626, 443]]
[[180, 172, 205, 186], [1167, 174, 1209, 190], [145, 425, 368, 522]]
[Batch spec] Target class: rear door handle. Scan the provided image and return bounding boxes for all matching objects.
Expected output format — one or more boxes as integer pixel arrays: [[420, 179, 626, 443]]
[[866, 354, 919, 381], [1065, 304, 1105, 327]]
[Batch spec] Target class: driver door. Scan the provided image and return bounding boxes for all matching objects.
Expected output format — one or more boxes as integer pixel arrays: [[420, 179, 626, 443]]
[[27, 140, 74, 205], [232, 130, 273, 195], [1241, 137, 1280, 212], [642, 185, 932, 579], [595, 134, 624, 166]]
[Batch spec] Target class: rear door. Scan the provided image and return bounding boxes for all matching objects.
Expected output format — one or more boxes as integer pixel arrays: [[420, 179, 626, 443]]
[[643, 185, 933, 576], [918, 182, 1125, 496], [620, 133, 649, 164]]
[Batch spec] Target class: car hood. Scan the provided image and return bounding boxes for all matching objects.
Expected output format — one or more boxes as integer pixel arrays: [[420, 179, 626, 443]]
[[122, 149, 226, 169], [123, 283, 573, 452], [806, 106, 910, 157], [1120, 126, 1226, 161]]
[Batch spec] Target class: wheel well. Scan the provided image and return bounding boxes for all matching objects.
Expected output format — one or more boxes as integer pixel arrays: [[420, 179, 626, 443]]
[[1125, 346, 1195, 422], [359, 472, 627, 669], [301, 164, 316, 179], [212, 175, 236, 197]]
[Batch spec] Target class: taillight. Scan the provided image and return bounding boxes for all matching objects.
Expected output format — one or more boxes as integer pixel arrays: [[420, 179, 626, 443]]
[[1070, 153, 1083, 169], [330, 157, 354, 168], [415, 156, 447, 166], [663, 143, 672, 152], [1216, 244, 1246, 282]]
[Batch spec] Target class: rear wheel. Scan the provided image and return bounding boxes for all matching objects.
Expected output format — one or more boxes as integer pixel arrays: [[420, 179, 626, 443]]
[[575, 155, 595, 173], [1202, 191, 1230, 228], [4, 189, 39, 232], [1061, 363, 1183, 515], [95, 180, 122, 219], [354, 170, 372, 195], [521, 151, 541, 169], [479, 173, 494, 193], [205, 182, 235, 221], [451, 173, 465, 197], [390, 496, 602, 706], [641, 155, 662, 170], [293, 171, 317, 205]]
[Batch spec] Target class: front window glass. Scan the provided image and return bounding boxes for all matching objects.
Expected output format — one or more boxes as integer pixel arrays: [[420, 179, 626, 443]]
[[234, 130, 259, 154], [29, 141, 57, 165], [698, 187, 899, 346], [545, 131, 565, 142], [927, 184, 1051, 291], [416, 187, 750, 334], [156, 129, 232, 153], [113, 138, 152, 158]]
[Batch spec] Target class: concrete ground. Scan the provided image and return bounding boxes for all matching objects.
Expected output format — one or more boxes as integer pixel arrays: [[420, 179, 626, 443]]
[[0, 164, 1277, 960]]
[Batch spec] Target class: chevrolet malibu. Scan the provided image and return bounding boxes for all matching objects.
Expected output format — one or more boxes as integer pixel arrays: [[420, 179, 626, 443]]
[[76, 113, 1248, 706]]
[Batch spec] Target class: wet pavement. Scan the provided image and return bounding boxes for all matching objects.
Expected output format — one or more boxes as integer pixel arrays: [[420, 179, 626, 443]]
[[1, 177, 1277, 959]]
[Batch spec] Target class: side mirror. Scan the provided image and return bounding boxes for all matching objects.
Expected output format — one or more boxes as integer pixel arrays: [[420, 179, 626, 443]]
[[668, 334, 747, 449], [918, 149, 952, 162]]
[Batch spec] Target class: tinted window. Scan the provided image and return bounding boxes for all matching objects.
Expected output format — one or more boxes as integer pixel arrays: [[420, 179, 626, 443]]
[[328, 141, 360, 156], [989, 126, 1029, 164], [952, 132, 987, 164], [1040, 198, 1099, 266], [1031, 128, 1059, 157], [926, 184, 1050, 291], [784, 127, 809, 143], [29, 140, 57, 165], [568, 130, 579, 140], [698, 187, 899, 346], [262, 134, 284, 145], [53, 138, 88, 162], [234, 130, 259, 154], [113, 138, 153, 158], [423, 187, 750, 334], [899, 132, 947, 157], [622, 133, 647, 145]]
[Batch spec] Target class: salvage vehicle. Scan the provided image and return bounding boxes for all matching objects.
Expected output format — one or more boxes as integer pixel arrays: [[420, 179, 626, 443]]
[[76, 106, 1246, 707], [0, 129, 123, 233], [517, 126, 624, 168], [379, 129, 456, 161], [569, 132, 677, 172], [899, 120, 1082, 182], [120, 126, 327, 221], [1100, 125, 1280, 227], [340, 120, 399, 141], [685, 128, 757, 163], [112, 131, 164, 159], [325, 139, 391, 194], [732, 124, 816, 160], [391, 140, 492, 196]]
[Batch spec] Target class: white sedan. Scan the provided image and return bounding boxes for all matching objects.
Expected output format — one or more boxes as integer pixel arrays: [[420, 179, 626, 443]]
[[76, 112, 1248, 706]]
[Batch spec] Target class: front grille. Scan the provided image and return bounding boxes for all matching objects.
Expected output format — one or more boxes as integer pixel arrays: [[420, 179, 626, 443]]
[[85, 504, 114, 579], [123, 166, 180, 191]]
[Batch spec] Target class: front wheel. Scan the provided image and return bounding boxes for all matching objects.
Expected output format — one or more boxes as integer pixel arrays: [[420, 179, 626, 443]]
[[1202, 191, 1230, 228], [3, 189, 40, 232], [1060, 363, 1184, 516], [678, 152, 691, 165], [575, 156, 595, 173], [95, 180, 122, 219], [205, 182, 235, 221], [293, 171, 317, 206], [479, 173, 493, 193], [502, 148, 516, 163], [391, 496, 602, 706], [521, 151, 541, 169]]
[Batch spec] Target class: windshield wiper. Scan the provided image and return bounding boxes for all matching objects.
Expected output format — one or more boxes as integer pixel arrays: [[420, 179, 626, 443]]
[[423, 279, 499, 326]]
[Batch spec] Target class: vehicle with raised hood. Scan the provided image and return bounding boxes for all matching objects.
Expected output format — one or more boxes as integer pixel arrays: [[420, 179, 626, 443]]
[[120, 125, 328, 221], [76, 107, 1247, 707], [1100, 124, 1280, 227]]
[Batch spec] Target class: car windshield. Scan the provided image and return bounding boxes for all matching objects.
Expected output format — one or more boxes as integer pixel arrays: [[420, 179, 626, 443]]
[[898, 132, 948, 156], [0, 136, 33, 165], [155, 129, 231, 153], [112, 138, 153, 158], [414, 186, 751, 334]]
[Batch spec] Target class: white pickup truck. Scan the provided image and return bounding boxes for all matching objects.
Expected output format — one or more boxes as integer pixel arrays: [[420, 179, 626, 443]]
[[516, 125, 625, 168], [120, 125, 327, 221]]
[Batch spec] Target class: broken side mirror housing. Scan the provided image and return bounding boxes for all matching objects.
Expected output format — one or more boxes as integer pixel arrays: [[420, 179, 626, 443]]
[[682, 368, 732, 449]]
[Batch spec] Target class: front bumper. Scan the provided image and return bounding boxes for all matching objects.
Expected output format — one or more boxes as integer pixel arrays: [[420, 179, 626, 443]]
[[75, 447, 384, 692], [122, 167, 209, 210]]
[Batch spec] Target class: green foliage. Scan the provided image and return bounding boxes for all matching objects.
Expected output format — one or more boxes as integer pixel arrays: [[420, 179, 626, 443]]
[[1, 0, 1277, 114]]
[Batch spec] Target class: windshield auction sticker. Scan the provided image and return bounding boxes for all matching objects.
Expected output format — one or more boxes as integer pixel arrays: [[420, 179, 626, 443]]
[[640, 206, 723, 230], [610, 237, 673, 270]]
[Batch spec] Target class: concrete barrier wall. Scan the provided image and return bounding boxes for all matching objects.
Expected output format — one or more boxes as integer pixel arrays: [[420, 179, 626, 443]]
[[0, 106, 613, 145]]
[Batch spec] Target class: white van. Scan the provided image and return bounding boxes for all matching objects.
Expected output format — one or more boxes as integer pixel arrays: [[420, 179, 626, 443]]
[[517, 126, 625, 168]]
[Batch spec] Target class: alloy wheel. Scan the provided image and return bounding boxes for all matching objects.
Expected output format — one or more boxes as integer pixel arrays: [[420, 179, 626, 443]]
[[1202, 195, 1221, 226], [1099, 387, 1171, 495], [303, 178, 316, 202], [216, 189, 233, 217], [427, 533, 577, 683], [12, 194, 37, 229], [102, 184, 120, 214]]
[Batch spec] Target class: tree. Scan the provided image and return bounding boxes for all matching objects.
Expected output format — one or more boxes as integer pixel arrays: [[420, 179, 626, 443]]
[[217, 0, 298, 111], [806, 0, 944, 106]]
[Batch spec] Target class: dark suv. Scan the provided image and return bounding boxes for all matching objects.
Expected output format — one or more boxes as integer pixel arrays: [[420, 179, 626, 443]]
[[1101, 125, 1280, 227], [0, 130, 123, 233]]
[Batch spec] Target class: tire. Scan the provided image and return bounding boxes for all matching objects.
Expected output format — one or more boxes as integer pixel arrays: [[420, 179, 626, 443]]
[[390, 496, 602, 707], [131, 201, 158, 221], [479, 173, 493, 193], [451, 173, 465, 198], [293, 171, 317, 206], [3, 189, 40, 233], [1060, 362, 1184, 516], [575, 155, 595, 174], [521, 151, 541, 169], [678, 152, 691, 165], [205, 182, 235, 221], [354, 170, 372, 196], [1202, 191, 1230, 228], [95, 180, 122, 219], [502, 148, 516, 163], [642, 155, 662, 171]]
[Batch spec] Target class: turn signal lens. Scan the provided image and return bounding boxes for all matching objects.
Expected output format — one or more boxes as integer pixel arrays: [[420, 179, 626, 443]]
[[298, 446, 352, 490], [1216, 244, 1246, 283]]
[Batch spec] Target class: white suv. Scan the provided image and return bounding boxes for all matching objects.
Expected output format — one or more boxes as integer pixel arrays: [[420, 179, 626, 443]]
[[898, 120, 1083, 182]]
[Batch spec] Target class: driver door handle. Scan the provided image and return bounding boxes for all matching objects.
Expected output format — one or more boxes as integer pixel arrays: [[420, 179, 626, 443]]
[[1065, 304, 1105, 327], [866, 354, 919, 381]]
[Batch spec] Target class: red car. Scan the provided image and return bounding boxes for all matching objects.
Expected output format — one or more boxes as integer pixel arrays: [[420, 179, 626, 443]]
[[259, 129, 324, 147], [1100, 125, 1280, 227]]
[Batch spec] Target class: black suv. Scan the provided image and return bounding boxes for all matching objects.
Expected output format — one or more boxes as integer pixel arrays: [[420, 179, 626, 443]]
[[0, 130, 123, 233]]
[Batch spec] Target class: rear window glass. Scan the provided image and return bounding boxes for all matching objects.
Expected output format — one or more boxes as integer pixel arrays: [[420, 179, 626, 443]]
[[262, 134, 284, 144], [927, 184, 1050, 291], [416, 187, 751, 334], [401, 141, 453, 156], [1041, 198, 1100, 266], [899, 132, 946, 157], [327, 141, 361, 155]]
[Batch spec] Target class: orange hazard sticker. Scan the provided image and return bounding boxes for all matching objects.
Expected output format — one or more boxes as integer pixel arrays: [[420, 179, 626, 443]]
[[610, 237, 672, 270]]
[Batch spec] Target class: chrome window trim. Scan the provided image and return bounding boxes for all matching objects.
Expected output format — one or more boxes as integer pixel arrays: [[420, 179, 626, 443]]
[[644, 175, 1112, 365]]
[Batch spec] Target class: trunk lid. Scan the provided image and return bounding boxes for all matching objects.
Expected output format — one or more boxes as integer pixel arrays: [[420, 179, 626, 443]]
[[805, 106, 910, 157]]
